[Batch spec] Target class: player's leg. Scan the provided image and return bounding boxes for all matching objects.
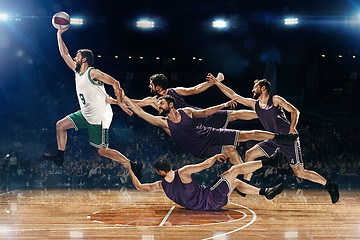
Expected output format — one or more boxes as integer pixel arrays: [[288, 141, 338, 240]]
[[228, 110, 257, 121], [283, 139, 339, 204], [92, 127, 143, 180], [56, 117, 74, 151], [232, 179, 283, 200], [43, 114, 76, 166], [223, 145, 243, 165], [237, 130, 298, 144], [243, 146, 266, 181], [222, 161, 283, 199]]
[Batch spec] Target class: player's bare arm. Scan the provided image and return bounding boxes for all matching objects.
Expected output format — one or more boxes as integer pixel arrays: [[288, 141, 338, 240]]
[[174, 72, 224, 96], [132, 97, 159, 110], [124, 161, 163, 192], [123, 95, 169, 130], [206, 73, 256, 109], [185, 100, 236, 119], [106, 96, 133, 116], [57, 28, 76, 71], [273, 95, 300, 133], [89, 69, 122, 102], [178, 154, 226, 183]]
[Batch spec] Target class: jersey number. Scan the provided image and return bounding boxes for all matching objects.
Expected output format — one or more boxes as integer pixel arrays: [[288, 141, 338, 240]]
[[79, 93, 86, 105]]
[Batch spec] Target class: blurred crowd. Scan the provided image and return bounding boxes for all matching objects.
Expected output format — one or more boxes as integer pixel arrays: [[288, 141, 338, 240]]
[[0, 116, 359, 192]]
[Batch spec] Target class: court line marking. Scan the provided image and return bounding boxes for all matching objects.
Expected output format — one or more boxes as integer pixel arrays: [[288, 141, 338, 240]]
[[90, 207, 248, 228], [0, 190, 18, 196], [201, 202, 257, 240], [159, 206, 175, 226], [1, 203, 256, 233], [0, 190, 19, 197]]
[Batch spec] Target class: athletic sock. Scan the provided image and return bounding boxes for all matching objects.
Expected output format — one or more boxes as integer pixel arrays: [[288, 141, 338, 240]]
[[325, 180, 331, 188]]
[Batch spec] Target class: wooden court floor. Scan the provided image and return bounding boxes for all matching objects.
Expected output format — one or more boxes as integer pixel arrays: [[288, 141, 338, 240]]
[[0, 188, 359, 239]]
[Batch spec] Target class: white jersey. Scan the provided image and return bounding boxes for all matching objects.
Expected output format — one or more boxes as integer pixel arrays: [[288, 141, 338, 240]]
[[75, 67, 113, 128]]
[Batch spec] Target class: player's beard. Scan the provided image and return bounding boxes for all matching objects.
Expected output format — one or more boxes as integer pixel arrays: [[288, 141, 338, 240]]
[[159, 107, 170, 116], [75, 62, 81, 73], [149, 88, 157, 96], [253, 91, 261, 99]]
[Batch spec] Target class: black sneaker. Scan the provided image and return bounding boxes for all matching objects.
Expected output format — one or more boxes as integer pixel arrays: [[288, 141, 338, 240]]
[[264, 183, 283, 200], [274, 133, 299, 144], [130, 161, 143, 181], [326, 181, 339, 204], [43, 153, 64, 167]]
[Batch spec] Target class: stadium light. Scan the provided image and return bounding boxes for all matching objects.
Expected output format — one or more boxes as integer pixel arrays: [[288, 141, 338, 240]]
[[136, 20, 155, 29], [284, 17, 299, 26], [0, 13, 8, 21], [70, 18, 84, 25], [212, 20, 227, 28]]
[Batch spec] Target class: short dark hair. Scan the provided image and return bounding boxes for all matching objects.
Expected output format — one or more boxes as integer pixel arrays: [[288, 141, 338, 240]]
[[254, 79, 271, 92], [153, 158, 172, 172], [158, 95, 176, 106], [150, 74, 168, 89], [78, 49, 94, 67]]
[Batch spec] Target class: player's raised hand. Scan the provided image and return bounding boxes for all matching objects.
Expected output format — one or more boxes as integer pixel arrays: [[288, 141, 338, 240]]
[[57, 26, 69, 35], [215, 154, 227, 163], [216, 72, 224, 82], [206, 73, 216, 84], [224, 99, 237, 109]]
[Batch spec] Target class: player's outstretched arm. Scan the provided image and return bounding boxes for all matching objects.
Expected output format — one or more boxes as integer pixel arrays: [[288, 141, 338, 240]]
[[206, 73, 256, 109], [123, 94, 168, 129], [123, 161, 163, 192], [105, 96, 133, 116], [57, 28, 76, 71], [90, 69, 123, 103], [189, 100, 236, 118], [178, 154, 226, 183], [174, 72, 224, 96], [132, 97, 159, 110]]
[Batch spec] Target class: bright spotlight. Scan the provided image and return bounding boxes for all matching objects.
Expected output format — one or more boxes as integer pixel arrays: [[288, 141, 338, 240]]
[[0, 13, 8, 21], [70, 18, 84, 25], [212, 20, 227, 28], [284, 17, 299, 26], [136, 20, 155, 29]]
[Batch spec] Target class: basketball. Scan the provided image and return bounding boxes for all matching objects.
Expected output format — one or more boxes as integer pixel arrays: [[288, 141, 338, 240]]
[[52, 11, 70, 30]]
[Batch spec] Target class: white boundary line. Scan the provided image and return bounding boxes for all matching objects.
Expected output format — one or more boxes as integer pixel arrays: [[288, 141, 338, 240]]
[[159, 206, 175, 226], [201, 202, 257, 240], [0, 190, 18, 196]]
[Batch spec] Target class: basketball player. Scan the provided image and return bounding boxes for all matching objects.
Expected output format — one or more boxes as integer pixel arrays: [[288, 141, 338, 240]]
[[107, 73, 257, 129], [119, 92, 298, 166], [207, 74, 340, 204], [43, 27, 142, 179], [120, 153, 283, 211]]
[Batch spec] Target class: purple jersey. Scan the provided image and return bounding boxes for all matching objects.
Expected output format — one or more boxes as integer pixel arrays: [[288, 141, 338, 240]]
[[161, 170, 230, 210], [255, 95, 290, 134], [255, 95, 303, 167], [156, 88, 229, 129], [167, 110, 238, 158]]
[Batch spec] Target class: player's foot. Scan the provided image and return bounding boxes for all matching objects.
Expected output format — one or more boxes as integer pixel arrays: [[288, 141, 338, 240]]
[[326, 181, 339, 204], [263, 183, 283, 200], [130, 161, 143, 181], [43, 152, 64, 167], [273, 133, 298, 144], [261, 148, 280, 167]]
